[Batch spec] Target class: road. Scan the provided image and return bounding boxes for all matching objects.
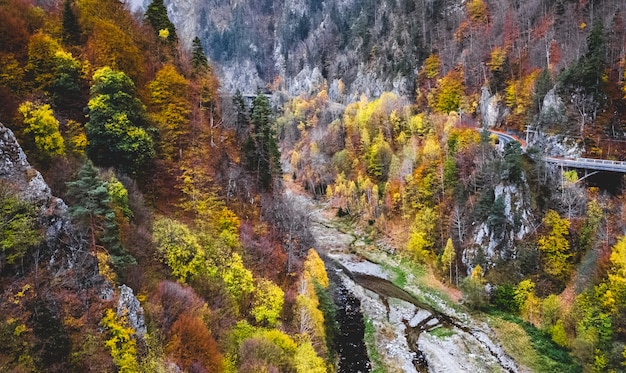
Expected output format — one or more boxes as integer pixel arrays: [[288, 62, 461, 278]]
[[485, 128, 626, 173]]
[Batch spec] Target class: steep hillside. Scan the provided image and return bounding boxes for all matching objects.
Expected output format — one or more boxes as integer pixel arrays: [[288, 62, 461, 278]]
[[3, 0, 626, 371], [153, 0, 624, 101]]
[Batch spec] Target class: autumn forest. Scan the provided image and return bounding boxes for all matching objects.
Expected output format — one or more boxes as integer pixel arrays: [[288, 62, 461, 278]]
[[2, 0, 626, 372]]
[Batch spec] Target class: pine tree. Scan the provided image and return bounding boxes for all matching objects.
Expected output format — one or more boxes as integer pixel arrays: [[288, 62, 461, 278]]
[[191, 37, 208, 70], [245, 91, 281, 190], [145, 0, 177, 44], [62, 0, 80, 45], [66, 160, 136, 268]]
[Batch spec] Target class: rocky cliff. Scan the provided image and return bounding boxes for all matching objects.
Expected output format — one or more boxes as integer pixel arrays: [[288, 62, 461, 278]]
[[0, 122, 145, 336], [135, 0, 465, 98]]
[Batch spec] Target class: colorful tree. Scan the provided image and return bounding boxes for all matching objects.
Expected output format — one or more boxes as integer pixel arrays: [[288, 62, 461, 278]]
[[538, 210, 571, 280], [152, 217, 204, 282], [86, 67, 154, 175], [18, 101, 65, 158], [433, 67, 466, 114], [148, 64, 191, 160], [100, 309, 139, 373], [515, 279, 540, 325], [0, 186, 43, 265], [86, 19, 144, 81], [251, 278, 284, 327], [294, 339, 326, 373], [441, 238, 456, 284], [166, 314, 223, 372], [25, 32, 60, 92], [461, 265, 488, 310]]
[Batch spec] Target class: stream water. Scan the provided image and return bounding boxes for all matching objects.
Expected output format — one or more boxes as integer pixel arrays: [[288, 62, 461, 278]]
[[288, 189, 519, 373]]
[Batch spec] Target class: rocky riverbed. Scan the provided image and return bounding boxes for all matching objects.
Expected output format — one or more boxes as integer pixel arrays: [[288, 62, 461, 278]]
[[287, 189, 523, 373]]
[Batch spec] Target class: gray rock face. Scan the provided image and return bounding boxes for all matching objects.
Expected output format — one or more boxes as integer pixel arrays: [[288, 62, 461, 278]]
[[117, 284, 147, 338], [0, 124, 71, 252], [464, 181, 534, 275], [0, 123, 102, 283], [479, 87, 509, 128]]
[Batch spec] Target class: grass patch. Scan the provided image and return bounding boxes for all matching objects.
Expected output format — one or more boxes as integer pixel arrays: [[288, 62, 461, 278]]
[[428, 326, 455, 339], [363, 317, 385, 373], [381, 262, 408, 288], [488, 312, 582, 373]]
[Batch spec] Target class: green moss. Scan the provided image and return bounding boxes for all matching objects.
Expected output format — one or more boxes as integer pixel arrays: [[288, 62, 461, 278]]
[[363, 317, 384, 373], [427, 326, 455, 339]]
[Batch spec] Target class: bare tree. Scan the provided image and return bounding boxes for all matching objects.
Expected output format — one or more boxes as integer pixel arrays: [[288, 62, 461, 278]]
[[263, 193, 314, 273]]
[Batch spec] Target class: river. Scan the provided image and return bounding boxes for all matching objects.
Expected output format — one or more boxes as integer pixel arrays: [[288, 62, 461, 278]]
[[286, 188, 521, 373]]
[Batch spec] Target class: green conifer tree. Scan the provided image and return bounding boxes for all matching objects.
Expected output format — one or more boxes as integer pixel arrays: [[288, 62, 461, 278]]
[[62, 0, 81, 45], [145, 0, 178, 43], [191, 37, 208, 70], [245, 91, 281, 190], [66, 160, 136, 268]]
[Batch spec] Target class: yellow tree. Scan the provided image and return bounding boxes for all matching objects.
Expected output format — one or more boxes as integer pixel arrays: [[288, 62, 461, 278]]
[[604, 236, 626, 337], [538, 210, 571, 280], [515, 279, 541, 325], [441, 238, 456, 284], [296, 249, 329, 354], [251, 278, 284, 327], [148, 64, 191, 161], [25, 32, 60, 92], [432, 67, 466, 114], [18, 101, 65, 158]]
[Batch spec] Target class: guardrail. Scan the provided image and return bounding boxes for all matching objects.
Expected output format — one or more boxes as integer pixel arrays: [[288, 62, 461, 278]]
[[543, 156, 626, 173], [482, 127, 626, 173]]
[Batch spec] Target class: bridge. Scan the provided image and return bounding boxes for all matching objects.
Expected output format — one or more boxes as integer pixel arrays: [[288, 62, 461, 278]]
[[487, 129, 626, 174], [543, 156, 626, 173]]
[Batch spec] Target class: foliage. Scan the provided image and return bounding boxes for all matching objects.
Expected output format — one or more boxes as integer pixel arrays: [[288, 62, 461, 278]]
[[515, 279, 541, 325], [559, 22, 605, 96], [538, 210, 571, 280], [251, 278, 284, 327], [66, 160, 136, 268], [152, 217, 204, 282], [85, 18, 144, 81], [145, 0, 178, 43], [491, 283, 519, 314], [25, 32, 61, 93], [422, 54, 440, 79], [148, 64, 191, 160], [303, 249, 329, 288], [192, 37, 209, 70], [294, 339, 326, 373], [101, 308, 140, 372], [466, 0, 489, 24], [461, 265, 488, 310], [432, 66, 465, 114], [221, 252, 255, 301], [62, 0, 81, 45], [0, 186, 42, 265], [244, 91, 282, 190], [166, 314, 223, 372], [86, 67, 154, 175], [19, 101, 65, 159]]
